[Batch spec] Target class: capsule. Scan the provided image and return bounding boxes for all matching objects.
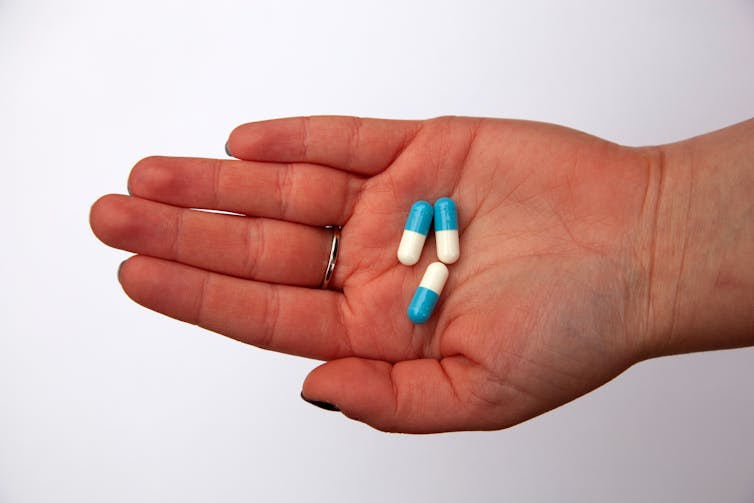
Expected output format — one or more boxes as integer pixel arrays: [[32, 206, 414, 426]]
[[397, 200, 433, 265], [434, 197, 460, 264], [407, 262, 449, 324]]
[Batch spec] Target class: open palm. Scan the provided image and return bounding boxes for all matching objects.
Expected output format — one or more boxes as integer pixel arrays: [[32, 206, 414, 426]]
[[91, 116, 657, 432]]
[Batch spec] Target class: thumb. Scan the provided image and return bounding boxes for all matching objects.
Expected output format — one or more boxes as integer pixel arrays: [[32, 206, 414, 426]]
[[301, 356, 500, 433]]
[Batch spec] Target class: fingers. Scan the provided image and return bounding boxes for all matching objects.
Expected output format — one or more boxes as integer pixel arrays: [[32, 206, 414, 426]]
[[226, 116, 422, 176], [128, 156, 361, 227], [302, 356, 502, 433], [91, 194, 340, 288], [118, 255, 351, 360]]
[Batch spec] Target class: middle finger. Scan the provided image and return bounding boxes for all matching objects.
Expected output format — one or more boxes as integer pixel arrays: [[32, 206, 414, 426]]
[[91, 194, 341, 288]]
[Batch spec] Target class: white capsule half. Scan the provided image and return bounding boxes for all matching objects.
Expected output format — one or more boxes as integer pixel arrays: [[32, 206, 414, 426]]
[[397, 200, 433, 265], [419, 261, 449, 293], [435, 230, 460, 264], [397, 230, 427, 266]]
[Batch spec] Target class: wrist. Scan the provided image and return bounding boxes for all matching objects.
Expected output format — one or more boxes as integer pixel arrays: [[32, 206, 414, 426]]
[[639, 119, 754, 358]]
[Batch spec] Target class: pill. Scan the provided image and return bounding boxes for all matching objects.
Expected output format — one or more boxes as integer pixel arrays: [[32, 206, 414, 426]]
[[407, 262, 449, 324], [397, 200, 433, 265], [434, 197, 460, 264]]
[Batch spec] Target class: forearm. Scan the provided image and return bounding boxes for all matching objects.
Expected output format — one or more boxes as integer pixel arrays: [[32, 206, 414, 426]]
[[644, 118, 754, 357]]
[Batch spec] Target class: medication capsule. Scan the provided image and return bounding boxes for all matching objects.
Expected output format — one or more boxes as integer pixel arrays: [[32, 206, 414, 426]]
[[434, 197, 460, 264], [397, 200, 433, 265], [407, 262, 449, 324]]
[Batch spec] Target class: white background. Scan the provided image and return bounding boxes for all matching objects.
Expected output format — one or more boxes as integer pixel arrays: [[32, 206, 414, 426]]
[[1, 1, 753, 501]]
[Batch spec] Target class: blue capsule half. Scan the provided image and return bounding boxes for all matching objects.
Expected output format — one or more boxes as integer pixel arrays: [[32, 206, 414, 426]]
[[408, 287, 440, 324], [405, 200, 433, 234], [434, 197, 458, 231]]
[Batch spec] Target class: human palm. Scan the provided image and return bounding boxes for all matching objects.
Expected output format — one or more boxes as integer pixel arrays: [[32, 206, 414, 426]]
[[91, 116, 656, 433]]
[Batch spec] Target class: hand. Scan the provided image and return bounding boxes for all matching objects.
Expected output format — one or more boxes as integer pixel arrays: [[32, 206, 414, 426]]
[[90, 116, 752, 433]]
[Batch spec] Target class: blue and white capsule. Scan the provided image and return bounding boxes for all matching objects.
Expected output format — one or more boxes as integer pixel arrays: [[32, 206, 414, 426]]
[[407, 262, 449, 324], [397, 200, 433, 265], [434, 197, 460, 264]]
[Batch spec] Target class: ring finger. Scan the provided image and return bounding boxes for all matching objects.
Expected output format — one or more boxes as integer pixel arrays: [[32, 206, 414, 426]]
[[91, 194, 344, 288]]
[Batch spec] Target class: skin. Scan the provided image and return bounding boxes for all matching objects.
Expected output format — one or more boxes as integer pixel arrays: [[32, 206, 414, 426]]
[[90, 116, 754, 433]]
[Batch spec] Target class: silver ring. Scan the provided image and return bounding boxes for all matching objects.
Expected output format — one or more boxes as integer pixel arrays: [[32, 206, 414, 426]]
[[320, 225, 341, 289]]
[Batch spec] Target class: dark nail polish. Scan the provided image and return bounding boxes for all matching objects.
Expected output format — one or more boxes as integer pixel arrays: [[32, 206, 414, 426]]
[[301, 392, 340, 412], [117, 260, 126, 279], [224, 142, 232, 157]]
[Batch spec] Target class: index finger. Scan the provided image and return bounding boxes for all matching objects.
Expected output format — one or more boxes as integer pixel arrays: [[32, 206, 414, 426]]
[[226, 116, 422, 176]]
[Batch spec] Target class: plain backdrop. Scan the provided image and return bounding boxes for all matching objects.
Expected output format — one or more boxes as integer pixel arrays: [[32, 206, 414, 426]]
[[1, 1, 753, 502]]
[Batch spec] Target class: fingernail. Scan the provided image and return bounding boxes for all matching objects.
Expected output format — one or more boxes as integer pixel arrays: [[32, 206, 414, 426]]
[[301, 392, 340, 412], [224, 142, 233, 157], [117, 260, 126, 280]]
